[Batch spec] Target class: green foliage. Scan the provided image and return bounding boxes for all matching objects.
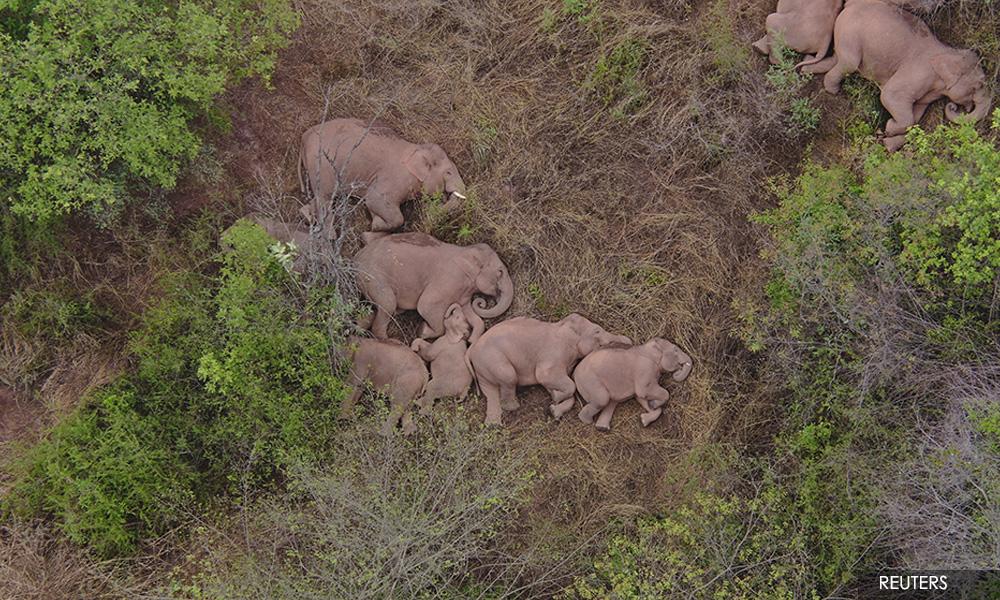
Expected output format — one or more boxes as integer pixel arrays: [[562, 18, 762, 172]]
[[703, 0, 750, 81], [789, 98, 821, 135], [564, 486, 819, 599], [0, 0, 298, 220], [3, 283, 105, 342], [561, 0, 601, 26], [587, 37, 649, 118], [6, 221, 347, 556], [175, 413, 534, 599]]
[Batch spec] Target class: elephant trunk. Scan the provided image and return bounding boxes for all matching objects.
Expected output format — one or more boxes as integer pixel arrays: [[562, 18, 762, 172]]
[[672, 353, 693, 382], [946, 87, 992, 123], [472, 270, 513, 319]]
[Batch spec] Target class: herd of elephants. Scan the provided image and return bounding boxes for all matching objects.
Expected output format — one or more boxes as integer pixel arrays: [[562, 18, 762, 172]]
[[249, 0, 992, 434]]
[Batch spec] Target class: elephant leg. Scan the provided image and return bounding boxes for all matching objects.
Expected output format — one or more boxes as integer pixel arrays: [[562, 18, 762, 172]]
[[578, 388, 610, 424], [822, 47, 858, 95], [417, 379, 446, 415], [340, 367, 367, 419], [366, 285, 397, 340], [549, 397, 576, 419], [594, 402, 617, 432], [752, 33, 771, 57], [416, 293, 448, 339], [400, 409, 417, 436], [912, 102, 931, 125], [365, 196, 405, 232], [381, 401, 405, 435], [640, 407, 663, 427], [801, 56, 836, 75], [537, 367, 575, 412], [480, 380, 504, 426], [499, 383, 519, 413], [882, 89, 916, 138]]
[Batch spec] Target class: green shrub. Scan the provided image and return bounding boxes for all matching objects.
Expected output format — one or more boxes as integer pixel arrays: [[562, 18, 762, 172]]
[[0, 0, 298, 220], [587, 37, 649, 118], [6, 221, 347, 556], [173, 413, 534, 599], [703, 0, 750, 82]]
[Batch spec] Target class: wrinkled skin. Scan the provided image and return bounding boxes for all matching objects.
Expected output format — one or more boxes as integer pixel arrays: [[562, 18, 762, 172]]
[[804, 0, 992, 151], [466, 314, 632, 426], [555, 338, 693, 432], [341, 336, 428, 435], [753, 0, 843, 68], [354, 232, 513, 344], [299, 118, 467, 232], [411, 303, 473, 414]]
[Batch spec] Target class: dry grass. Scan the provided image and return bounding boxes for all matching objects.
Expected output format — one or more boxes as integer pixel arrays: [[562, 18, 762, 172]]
[[198, 0, 815, 582]]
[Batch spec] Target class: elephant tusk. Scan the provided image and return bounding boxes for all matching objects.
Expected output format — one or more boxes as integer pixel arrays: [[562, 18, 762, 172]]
[[451, 192, 466, 200]]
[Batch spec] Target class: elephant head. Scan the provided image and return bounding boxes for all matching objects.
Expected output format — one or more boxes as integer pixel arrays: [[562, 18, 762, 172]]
[[467, 244, 514, 319], [646, 338, 693, 382], [443, 303, 471, 341], [405, 143, 467, 208], [933, 51, 992, 123], [560, 313, 632, 357]]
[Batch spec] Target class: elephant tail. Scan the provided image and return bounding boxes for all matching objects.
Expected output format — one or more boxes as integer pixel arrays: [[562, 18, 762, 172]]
[[795, 34, 833, 70], [463, 347, 480, 397]]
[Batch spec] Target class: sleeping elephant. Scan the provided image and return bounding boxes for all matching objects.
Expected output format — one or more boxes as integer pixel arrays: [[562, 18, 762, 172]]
[[804, 0, 992, 151], [354, 232, 513, 344], [299, 118, 467, 232], [466, 314, 632, 426], [558, 337, 692, 432], [753, 0, 843, 68], [340, 336, 428, 435]]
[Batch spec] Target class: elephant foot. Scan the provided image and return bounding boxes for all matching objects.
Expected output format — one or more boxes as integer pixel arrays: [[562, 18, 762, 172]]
[[484, 414, 502, 427], [640, 408, 663, 427], [500, 398, 520, 412], [595, 422, 611, 433], [549, 398, 575, 419], [883, 134, 907, 152], [752, 36, 769, 56]]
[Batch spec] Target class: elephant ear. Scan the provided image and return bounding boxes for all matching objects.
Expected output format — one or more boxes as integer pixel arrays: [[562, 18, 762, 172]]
[[404, 148, 434, 183], [931, 52, 978, 89]]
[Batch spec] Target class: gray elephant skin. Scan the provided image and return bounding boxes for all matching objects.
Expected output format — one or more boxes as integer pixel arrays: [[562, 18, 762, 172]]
[[341, 336, 428, 435], [299, 118, 467, 232], [753, 0, 843, 68], [354, 232, 513, 344], [805, 0, 992, 150], [466, 314, 632, 426], [561, 338, 693, 432]]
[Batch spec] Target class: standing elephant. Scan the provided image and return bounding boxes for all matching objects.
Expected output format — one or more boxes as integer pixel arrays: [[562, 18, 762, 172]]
[[753, 0, 843, 68], [354, 232, 513, 343], [557, 338, 692, 432], [299, 118, 467, 232], [466, 314, 632, 426], [340, 336, 428, 435], [805, 0, 992, 151]]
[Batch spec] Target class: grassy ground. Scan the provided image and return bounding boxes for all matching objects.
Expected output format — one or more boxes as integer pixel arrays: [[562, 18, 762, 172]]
[[2, 0, 996, 596]]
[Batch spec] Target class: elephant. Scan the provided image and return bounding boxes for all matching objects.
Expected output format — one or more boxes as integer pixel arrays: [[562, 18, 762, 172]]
[[466, 314, 633, 426], [554, 338, 692, 432], [411, 303, 474, 413], [246, 215, 311, 273], [753, 0, 843, 68], [354, 232, 513, 344], [340, 336, 429, 435], [299, 118, 467, 232], [803, 0, 992, 151]]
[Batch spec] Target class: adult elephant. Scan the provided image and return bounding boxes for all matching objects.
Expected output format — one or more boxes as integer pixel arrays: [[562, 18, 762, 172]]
[[299, 118, 467, 231], [752, 0, 842, 68], [466, 314, 632, 426], [805, 0, 992, 151], [354, 232, 512, 344]]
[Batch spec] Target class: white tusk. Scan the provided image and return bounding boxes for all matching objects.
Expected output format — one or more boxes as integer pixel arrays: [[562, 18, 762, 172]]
[[451, 192, 466, 200]]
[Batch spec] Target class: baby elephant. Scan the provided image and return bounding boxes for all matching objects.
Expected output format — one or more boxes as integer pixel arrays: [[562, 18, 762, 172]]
[[411, 304, 474, 413], [557, 338, 692, 432], [341, 336, 428, 435]]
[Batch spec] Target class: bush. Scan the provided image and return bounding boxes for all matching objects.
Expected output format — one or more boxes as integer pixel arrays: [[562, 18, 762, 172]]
[[5, 221, 347, 556], [745, 118, 1000, 581], [169, 413, 534, 599], [0, 0, 298, 220]]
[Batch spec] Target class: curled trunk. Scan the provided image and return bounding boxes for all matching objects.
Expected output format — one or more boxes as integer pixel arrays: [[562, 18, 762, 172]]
[[472, 271, 513, 319]]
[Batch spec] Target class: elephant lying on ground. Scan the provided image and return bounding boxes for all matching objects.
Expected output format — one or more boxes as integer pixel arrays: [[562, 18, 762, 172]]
[[804, 0, 992, 151], [354, 232, 513, 344], [341, 336, 428, 435], [753, 0, 843, 68], [247, 215, 311, 273], [466, 314, 632, 426], [299, 118, 467, 232], [556, 338, 692, 432], [411, 303, 473, 413]]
